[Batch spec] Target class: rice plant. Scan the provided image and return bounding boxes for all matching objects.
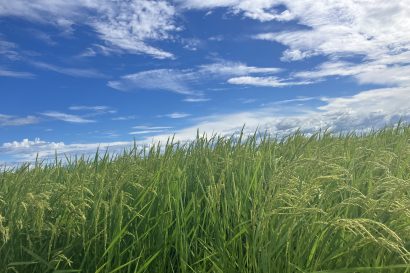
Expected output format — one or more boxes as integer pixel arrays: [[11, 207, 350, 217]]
[[0, 125, 410, 272]]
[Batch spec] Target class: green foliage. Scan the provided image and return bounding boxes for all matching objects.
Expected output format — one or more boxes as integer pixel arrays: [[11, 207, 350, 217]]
[[1, 125, 410, 272]]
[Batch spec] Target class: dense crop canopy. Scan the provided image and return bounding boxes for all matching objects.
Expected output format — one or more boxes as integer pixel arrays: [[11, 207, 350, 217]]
[[1, 126, 410, 272]]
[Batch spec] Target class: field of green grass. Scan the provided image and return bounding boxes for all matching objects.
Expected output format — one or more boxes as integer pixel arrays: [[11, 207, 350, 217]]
[[1, 126, 410, 273]]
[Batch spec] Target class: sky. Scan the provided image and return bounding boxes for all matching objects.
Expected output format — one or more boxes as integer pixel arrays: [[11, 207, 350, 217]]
[[1, 0, 410, 165]]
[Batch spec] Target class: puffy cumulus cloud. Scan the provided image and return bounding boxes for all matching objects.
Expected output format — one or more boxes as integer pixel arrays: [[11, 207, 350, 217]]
[[2, 138, 63, 149], [0, 0, 177, 59], [0, 138, 134, 164]]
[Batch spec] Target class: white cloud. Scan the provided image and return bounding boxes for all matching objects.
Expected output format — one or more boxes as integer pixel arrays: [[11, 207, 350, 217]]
[[228, 76, 313, 87], [108, 69, 196, 95], [294, 61, 410, 87], [108, 61, 283, 95], [111, 115, 138, 121], [0, 37, 20, 60], [183, 97, 210, 103], [147, 86, 410, 143], [133, 126, 172, 130], [77, 48, 97, 58], [28, 28, 57, 46], [0, 0, 177, 59], [3, 86, 410, 164], [77, 44, 122, 58], [129, 126, 172, 135], [0, 114, 39, 127], [177, 0, 294, 22], [208, 35, 224, 42], [0, 138, 134, 163], [42, 111, 95, 123], [1, 107, 114, 128], [199, 61, 281, 76], [91, 0, 177, 59], [280, 49, 316, 62], [69, 105, 117, 115], [270, 97, 315, 105], [179, 1, 410, 87], [129, 130, 165, 135], [181, 38, 202, 51], [0, 68, 35, 79], [69, 105, 110, 111], [161, 112, 191, 119], [249, 1, 410, 87], [2, 138, 63, 149], [31, 62, 105, 78], [254, 26, 379, 61]]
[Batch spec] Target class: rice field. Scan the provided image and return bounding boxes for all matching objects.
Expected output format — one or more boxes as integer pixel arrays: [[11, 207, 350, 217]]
[[1, 125, 410, 273]]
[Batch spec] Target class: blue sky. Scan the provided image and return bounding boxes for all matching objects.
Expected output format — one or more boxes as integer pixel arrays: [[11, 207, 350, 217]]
[[1, 0, 410, 164]]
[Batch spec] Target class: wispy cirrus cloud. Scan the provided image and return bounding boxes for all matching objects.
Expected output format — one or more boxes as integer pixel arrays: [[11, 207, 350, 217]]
[[228, 76, 313, 87], [0, 68, 35, 79], [129, 126, 172, 135], [147, 86, 410, 143], [183, 97, 210, 103], [0, 114, 39, 127], [42, 111, 95, 123], [27, 28, 57, 46], [160, 112, 191, 119], [129, 130, 166, 135], [111, 115, 138, 121], [0, 106, 116, 127], [69, 105, 111, 111], [294, 61, 410, 87], [108, 69, 196, 95], [199, 61, 282, 76], [108, 60, 284, 96], [0, 38, 20, 60], [69, 105, 117, 115], [133, 125, 171, 129], [77, 44, 122, 58], [31, 62, 105, 78], [3, 86, 410, 164]]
